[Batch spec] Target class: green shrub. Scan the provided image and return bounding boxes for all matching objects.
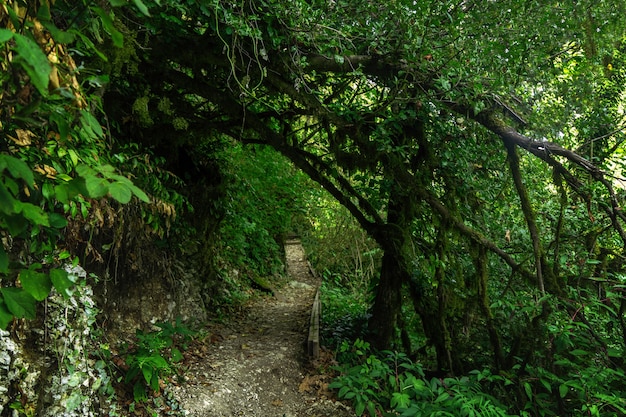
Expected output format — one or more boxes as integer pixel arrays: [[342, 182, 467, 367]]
[[121, 318, 196, 402], [320, 276, 371, 349], [329, 339, 513, 417]]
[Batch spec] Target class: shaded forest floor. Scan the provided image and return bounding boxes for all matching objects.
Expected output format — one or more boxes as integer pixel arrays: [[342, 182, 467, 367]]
[[169, 239, 354, 416]]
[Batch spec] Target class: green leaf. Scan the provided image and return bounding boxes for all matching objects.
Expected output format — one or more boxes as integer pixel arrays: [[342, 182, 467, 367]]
[[80, 110, 104, 138], [149, 372, 159, 391], [559, 383, 568, 398], [133, 382, 148, 402], [109, 181, 132, 203], [41, 182, 54, 200], [564, 380, 584, 391], [56, 178, 85, 203], [338, 385, 350, 398], [40, 20, 76, 44], [0, 287, 37, 319], [92, 6, 124, 48], [37, 7, 75, 43], [132, 0, 151, 16], [16, 202, 49, 226], [4, 5, 20, 29], [473, 100, 486, 115], [108, 0, 128, 6], [0, 300, 13, 329], [72, 30, 108, 61], [19, 269, 52, 301], [3, 214, 29, 236], [148, 354, 169, 369], [80, 203, 89, 218], [355, 401, 365, 416], [141, 364, 153, 385], [434, 392, 450, 403], [68, 149, 79, 167], [106, 172, 131, 182], [84, 176, 109, 198], [65, 391, 86, 411], [391, 392, 411, 409], [125, 363, 140, 383], [171, 348, 184, 363], [0, 28, 14, 43], [12, 33, 51, 95], [54, 183, 70, 204], [48, 213, 68, 228], [50, 110, 71, 141], [328, 381, 342, 390], [128, 183, 150, 203], [67, 371, 85, 387], [437, 77, 451, 91], [540, 378, 552, 393], [523, 382, 533, 400], [607, 348, 622, 358], [57, 251, 71, 260], [1, 154, 35, 187], [50, 269, 74, 299], [3, 176, 18, 196], [37, 4, 52, 20], [0, 183, 17, 214], [75, 164, 96, 178]]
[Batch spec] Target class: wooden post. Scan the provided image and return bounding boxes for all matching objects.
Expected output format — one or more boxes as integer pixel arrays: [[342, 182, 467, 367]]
[[308, 289, 320, 358]]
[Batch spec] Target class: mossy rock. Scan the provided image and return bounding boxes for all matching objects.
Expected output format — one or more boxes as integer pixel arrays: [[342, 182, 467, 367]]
[[250, 276, 275, 296]]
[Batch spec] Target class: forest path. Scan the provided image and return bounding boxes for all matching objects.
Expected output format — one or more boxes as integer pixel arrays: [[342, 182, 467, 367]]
[[171, 239, 353, 417]]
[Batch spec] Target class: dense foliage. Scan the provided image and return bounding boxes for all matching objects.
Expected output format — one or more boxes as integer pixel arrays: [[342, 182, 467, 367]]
[[3, 0, 626, 415], [330, 339, 514, 417], [0, 0, 153, 330]]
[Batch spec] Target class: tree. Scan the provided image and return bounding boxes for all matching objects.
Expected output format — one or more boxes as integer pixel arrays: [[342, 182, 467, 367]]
[[95, 0, 626, 373]]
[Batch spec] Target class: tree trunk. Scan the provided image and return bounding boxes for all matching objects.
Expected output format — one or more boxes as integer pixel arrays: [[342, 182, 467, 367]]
[[368, 249, 405, 350], [367, 180, 411, 350], [474, 243, 505, 370]]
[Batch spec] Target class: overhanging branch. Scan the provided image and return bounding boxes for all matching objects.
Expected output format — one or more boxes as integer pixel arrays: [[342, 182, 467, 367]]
[[299, 52, 626, 248]]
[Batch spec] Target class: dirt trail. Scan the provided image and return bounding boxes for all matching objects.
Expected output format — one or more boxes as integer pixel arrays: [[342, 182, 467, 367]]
[[171, 239, 353, 417]]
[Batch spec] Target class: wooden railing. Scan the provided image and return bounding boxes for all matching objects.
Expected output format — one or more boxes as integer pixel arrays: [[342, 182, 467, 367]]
[[308, 288, 320, 358]]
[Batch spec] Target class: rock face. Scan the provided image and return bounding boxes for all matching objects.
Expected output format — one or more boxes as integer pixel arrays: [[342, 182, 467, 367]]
[[0, 329, 19, 413], [0, 260, 208, 416], [99, 259, 208, 336], [170, 240, 353, 417], [0, 265, 105, 417]]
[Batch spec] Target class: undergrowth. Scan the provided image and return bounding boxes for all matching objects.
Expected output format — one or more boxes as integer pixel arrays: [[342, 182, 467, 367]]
[[329, 339, 513, 417], [112, 318, 197, 415], [320, 271, 371, 349]]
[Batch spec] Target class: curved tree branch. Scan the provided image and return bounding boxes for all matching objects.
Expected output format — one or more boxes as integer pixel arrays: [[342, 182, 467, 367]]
[[470, 110, 626, 247], [298, 52, 626, 248], [504, 141, 546, 295]]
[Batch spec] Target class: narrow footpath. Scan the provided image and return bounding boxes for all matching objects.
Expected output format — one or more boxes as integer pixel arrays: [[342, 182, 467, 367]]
[[171, 239, 353, 417]]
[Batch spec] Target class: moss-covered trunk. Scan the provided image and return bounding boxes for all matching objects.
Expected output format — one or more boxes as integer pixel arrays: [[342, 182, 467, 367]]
[[367, 180, 412, 350]]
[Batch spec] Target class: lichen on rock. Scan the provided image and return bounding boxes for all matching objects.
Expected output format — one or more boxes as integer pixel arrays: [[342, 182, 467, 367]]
[[0, 265, 115, 416]]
